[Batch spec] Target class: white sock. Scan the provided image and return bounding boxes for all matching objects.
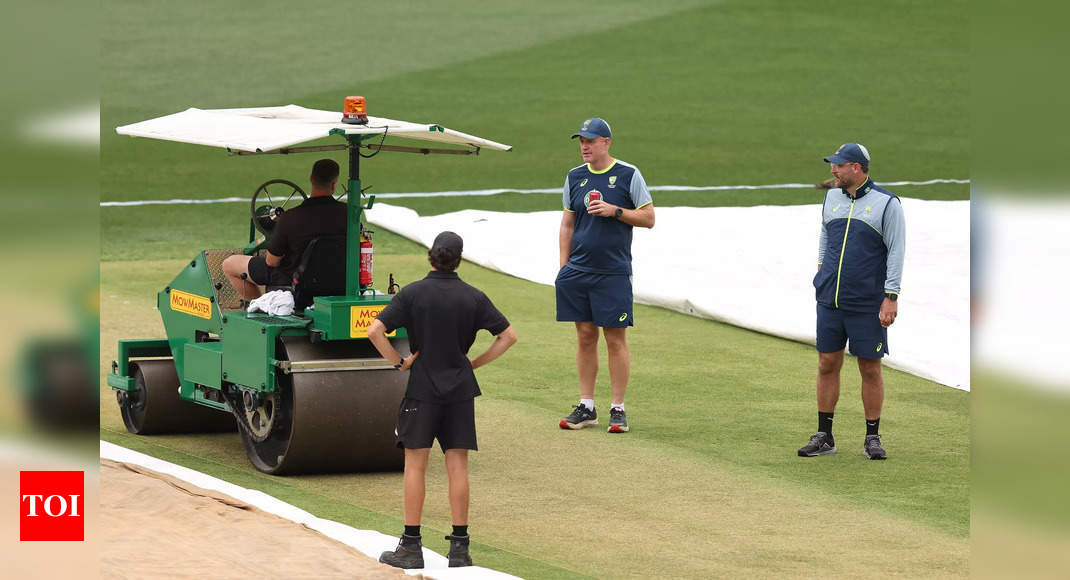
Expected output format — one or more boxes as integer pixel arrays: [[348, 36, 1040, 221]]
[[580, 398, 595, 411], [611, 403, 625, 411]]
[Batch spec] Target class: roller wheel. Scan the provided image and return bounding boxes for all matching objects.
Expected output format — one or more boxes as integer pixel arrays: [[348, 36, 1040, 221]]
[[22, 341, 97, 431], [119, 360, 236, 435], [238, 336, 409, 475]]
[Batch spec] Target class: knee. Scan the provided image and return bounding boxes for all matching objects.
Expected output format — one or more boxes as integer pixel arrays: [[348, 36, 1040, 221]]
[[404, 450, 430, 472], [817, 355, 842, 376], [446, 461, 469, 478], [222, 255, 243, 275], [604, 334, 628, 352], [577, 328, 599, 348], [858, 361, 883, 383]]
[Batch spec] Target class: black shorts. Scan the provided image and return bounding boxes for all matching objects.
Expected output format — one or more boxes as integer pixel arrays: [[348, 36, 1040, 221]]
[[395, 397, 477, 452], [246, 255, 274, 286]]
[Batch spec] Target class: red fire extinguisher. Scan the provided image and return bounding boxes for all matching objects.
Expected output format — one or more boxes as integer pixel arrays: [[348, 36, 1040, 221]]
[[360, 232, 373, 286]]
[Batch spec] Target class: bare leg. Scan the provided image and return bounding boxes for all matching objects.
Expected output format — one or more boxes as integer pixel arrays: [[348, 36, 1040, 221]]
[[403, 448, 431, 525], [222, 254, 263, 300], [444, 449, 469, 526], [602, 327, 630, 406], [817, 350, 844, 413], [857, 357, 884, 420], [575, 322, 599, 400]]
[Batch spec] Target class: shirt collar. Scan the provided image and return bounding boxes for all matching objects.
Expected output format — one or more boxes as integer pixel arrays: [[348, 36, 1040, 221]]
[[426, 270, 459, 279], [302, 195, 337, 205], [848, 178, 873, 199], [587, 159, 617, 174]]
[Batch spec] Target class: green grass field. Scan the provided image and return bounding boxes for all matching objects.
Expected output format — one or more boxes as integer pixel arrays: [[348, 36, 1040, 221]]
[[101, 246, 968, 578], [101, 1, 969, 577], [102, 0, 968, 204]]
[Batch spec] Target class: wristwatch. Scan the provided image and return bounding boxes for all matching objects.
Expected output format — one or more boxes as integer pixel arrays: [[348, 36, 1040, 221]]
[[614, 207, 623, 219], [393, 357, 404, 370], [884, 293, 898, 301]]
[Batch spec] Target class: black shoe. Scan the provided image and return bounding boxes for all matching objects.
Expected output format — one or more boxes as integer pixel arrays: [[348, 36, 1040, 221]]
[[559, 404, 598, 430], [797, 432, 837, 457], [864, 434, 887, 460], [608, 407, 629, 433], [378, 534, 424, 569], [445, 534, 472, 567]]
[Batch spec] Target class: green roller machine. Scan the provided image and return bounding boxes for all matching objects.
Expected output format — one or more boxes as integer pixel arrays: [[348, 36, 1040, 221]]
[[106, 98, 511, 474]]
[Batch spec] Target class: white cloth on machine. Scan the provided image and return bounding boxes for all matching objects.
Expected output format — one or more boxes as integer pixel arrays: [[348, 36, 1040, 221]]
[[247, 290, 295, 316]]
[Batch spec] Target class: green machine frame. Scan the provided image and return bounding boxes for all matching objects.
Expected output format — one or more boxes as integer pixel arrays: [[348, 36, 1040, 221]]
[[107, 132, 409, 410]]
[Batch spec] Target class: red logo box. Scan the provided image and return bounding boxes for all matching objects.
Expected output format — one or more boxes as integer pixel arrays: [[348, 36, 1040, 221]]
[[20, 471, 84, 541]]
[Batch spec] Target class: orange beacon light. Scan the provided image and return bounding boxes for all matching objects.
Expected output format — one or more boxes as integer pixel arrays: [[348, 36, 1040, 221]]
[[342, 96, 369, 125]]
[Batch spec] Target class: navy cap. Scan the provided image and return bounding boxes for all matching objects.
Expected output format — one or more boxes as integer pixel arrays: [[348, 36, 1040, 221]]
[[823, 142, 871, 166], [431, 231, 463, 254], [571, 117, 612, 139]]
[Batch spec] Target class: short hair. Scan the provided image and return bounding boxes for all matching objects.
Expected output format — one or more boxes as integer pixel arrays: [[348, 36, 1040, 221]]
[[311, 159, 340, 187], [428, 247, 461, 272], [860, 164, 870, 174]]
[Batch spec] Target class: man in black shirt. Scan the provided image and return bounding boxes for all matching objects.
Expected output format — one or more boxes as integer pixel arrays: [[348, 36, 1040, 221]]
[[368, 231, 517, 570], [222, 158, 347, 298]]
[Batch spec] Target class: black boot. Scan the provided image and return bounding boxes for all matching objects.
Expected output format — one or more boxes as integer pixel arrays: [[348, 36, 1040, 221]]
[[379, 534, 424, 569], [445, 534, 472, 567]]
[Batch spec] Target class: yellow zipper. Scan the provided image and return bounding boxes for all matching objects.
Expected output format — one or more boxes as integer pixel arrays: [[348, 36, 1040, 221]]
[[834, 199, 856, 308]]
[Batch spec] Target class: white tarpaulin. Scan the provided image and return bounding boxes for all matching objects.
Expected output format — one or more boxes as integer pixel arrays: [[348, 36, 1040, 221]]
[[116, 105, 512, 153], [971, 198, 1070, 391], [366, 199, 970, 390]]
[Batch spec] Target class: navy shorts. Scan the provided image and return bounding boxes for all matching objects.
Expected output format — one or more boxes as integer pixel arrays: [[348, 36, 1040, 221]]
[[555, 266, 633, 328], [816, 304, 888, 358], [395, 398, 477, 452]]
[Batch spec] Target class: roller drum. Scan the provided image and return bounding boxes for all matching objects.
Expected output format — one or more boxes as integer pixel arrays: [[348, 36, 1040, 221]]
[[120, 359, 237, 435], [240, 335, 409, 475]]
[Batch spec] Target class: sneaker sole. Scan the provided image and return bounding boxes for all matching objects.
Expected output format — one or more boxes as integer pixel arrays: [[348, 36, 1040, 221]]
[[797, 446, 837, 457], [863, 451, 887, 460], [559, 419, 598, 430], [607, 424, 629, 433]]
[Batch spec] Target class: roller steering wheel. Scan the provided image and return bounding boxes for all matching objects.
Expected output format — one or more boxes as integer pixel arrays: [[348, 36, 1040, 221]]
[[250, 179, 307, 237]]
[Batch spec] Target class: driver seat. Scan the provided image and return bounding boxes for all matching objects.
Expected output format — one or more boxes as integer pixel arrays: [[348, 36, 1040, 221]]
[[269, 235, 347, 312]]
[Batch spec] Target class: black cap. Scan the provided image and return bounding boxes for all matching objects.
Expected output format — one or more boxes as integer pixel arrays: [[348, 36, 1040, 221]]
[[431, 231, 463, 254]]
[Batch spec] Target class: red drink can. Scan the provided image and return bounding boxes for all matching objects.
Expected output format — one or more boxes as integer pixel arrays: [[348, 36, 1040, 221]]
[[589, 191, 601, 203]]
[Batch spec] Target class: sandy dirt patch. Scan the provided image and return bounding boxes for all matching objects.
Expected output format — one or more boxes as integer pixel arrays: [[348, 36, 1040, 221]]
[[100, 458, 416, 580]]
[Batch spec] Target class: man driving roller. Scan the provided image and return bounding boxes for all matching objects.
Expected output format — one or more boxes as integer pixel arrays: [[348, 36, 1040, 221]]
[[222, 158, 347, 300]]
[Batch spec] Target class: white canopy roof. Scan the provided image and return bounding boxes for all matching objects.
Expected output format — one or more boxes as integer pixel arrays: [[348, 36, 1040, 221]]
[[115, 105, 512, 153]]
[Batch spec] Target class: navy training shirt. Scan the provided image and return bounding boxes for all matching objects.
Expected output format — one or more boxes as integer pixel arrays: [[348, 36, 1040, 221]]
[[562, 160, 652, 275]]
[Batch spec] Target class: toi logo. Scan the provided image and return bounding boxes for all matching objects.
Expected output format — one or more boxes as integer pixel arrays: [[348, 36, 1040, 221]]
[[20, 471, 84, 541]]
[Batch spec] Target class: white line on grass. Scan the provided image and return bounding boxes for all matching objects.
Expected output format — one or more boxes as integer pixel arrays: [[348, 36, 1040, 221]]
[[100, 178, 969, 206]]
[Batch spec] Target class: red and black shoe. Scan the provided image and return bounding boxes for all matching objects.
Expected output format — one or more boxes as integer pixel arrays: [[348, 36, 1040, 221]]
[[559, 404, 598, 430], [607, 407, 629, 433]]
